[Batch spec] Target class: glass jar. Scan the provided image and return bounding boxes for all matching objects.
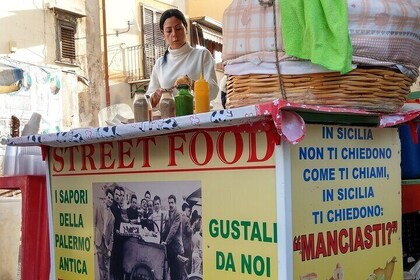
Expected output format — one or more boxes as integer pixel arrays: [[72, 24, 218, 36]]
[[175, 84, 193, 116], [159, 89, 176, 119], [133, 88, 150, 122], [147, 95, 153, 121]]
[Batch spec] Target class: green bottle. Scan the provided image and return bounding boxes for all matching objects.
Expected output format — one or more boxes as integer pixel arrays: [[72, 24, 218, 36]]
[[175, 84, 193, 116]]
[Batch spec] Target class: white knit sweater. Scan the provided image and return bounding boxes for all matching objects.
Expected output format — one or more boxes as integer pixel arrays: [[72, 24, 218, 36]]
[[146, 43, 219, 101]]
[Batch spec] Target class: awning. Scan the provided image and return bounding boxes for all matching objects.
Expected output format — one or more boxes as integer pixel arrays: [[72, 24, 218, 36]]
[[199, 24, 223, 45], [190, 16, 223, 45]]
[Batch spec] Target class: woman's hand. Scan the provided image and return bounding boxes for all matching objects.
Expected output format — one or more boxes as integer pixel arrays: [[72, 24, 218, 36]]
[[150, 88, 163, 108]]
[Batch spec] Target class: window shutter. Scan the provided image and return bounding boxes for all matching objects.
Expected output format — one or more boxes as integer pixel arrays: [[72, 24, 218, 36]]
[[143, 8, 154, 46], [154, 12, 166, 59], [153, 12, 161, 45], [143, 8, 155, 78], [60, 24, 76, 60], [142, 7, 166, 78], [56, 13, 77, 65]]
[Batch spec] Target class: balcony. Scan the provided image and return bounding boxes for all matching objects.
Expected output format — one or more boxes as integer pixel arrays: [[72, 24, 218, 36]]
[[106, 44, 166, 95], [123, 44, 166, 83]]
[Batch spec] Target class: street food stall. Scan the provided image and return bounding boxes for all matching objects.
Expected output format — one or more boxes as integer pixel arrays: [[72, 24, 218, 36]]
[[4, 0, 420, 279], [7, 99, 420, 279]]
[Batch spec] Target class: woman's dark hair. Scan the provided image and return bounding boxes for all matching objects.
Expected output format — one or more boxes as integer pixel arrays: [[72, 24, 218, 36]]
[[190, 210, 199, 225], [145, 190, 151, 198], [141, 198, 147, 206], [182, 202, 190, 211], [105, 188, 114, 198], [159, 9, 187, 31], [160, 9, 188, 64]]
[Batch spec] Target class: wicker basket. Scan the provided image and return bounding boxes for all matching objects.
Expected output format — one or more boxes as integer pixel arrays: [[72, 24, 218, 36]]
[[226, 67, 415, 113]]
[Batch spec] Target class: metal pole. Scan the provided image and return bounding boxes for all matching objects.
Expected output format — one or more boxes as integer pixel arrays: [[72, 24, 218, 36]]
[[102, 0, 111, 106]]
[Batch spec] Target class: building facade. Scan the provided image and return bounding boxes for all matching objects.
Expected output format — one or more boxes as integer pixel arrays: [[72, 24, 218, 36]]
[[0, 0, 229, 170]]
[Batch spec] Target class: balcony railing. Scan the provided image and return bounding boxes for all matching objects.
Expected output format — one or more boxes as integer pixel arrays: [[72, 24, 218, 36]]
[[125, 45, 141, 82], [125, 44, 166, 83]]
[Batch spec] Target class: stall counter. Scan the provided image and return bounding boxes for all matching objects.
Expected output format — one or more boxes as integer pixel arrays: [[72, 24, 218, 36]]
[[7, 100, 420, 280]]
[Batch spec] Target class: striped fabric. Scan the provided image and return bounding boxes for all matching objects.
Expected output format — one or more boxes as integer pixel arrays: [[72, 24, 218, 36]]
[[222, 0, 284, 61], [222, 0, 420, 75], [348, 0, 420, 73]]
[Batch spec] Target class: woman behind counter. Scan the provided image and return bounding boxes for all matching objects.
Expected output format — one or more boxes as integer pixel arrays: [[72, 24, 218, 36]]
[[147, 9, 219, 108]]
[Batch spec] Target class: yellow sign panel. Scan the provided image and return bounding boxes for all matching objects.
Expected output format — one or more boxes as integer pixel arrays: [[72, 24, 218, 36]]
[[48, 130, 278, 280], [291, 125, 402, 280]]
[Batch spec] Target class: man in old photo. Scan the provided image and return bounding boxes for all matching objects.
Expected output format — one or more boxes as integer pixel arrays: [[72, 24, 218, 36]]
[[181, 203, 193, 274], [161, 194, 184, 280], [126, 194, 139, 223], [94, 188, 115, 280], [110, 185, 125, 280], [152, 195, 167, 237]]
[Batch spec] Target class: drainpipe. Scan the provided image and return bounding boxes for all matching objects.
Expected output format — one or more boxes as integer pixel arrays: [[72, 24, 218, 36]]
[[101, 0, 111, 106]]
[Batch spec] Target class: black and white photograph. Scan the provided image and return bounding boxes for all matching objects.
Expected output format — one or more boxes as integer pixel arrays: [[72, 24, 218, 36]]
[[93, 180, 202, 280]]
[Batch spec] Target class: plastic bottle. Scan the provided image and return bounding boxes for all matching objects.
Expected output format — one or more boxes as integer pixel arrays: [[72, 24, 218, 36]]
[[175, 84, 194, 116], [133, 88, 150, 122], [159, 89, 176, 119], [194, 73, 210, 113]]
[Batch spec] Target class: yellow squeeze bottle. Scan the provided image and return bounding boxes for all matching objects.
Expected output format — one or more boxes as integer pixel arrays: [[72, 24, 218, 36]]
[[194, 73, 210, 113]]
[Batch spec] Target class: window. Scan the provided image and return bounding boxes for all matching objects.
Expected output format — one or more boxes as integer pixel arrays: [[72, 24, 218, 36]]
[[142, 6, 166, 78], [55, 12, 78, 65]]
